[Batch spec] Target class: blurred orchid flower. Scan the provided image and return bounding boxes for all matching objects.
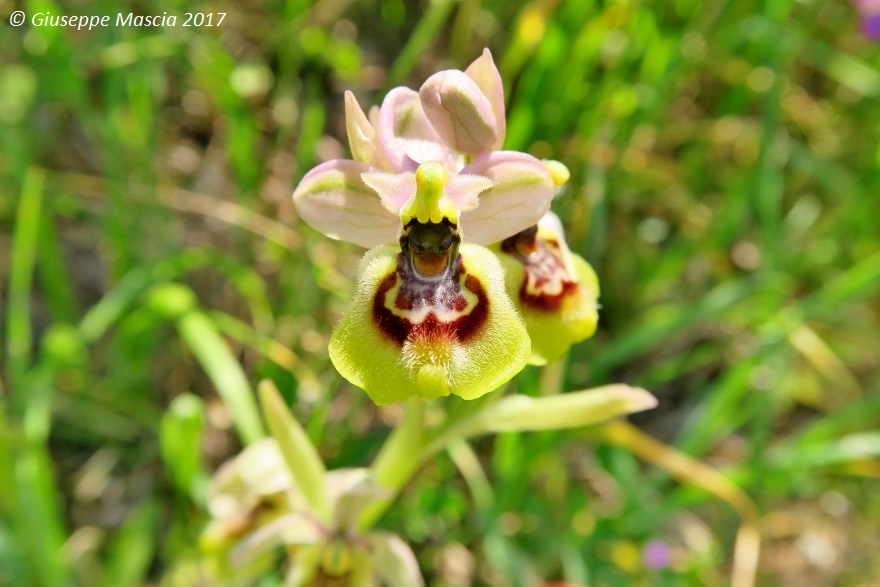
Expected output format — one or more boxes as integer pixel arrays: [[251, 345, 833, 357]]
[[201, 383, 425, 586], [853, 0, 880, 39], [493, 163, 600, 365], [293, 48, 554, 247], [329, 163, 530, 405]]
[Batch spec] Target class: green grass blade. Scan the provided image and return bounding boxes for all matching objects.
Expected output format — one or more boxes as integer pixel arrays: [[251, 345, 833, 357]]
[[6, 167, 45, 393], [79, 249, 274, 343], [147, 283, 265, 444], [14, 447, 71, 587], [79, 250, 213, 343], [36, 209, 77, 324], [258, 380, 329, 520], [99, 500, 158, 587], [385, 0, 456, 87], [177, 310, 265, 445], [160, 393, 207, 501]]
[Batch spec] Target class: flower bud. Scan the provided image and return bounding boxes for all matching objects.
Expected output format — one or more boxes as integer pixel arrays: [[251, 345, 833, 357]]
[[420, 70, 498, 156], [495, 212, 599, 365], [464, 48, 506, 150]]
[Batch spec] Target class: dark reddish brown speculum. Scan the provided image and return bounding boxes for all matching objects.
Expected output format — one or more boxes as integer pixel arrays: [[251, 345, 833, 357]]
[[371, 220, 489, 346], [501, 225, 578, 311]]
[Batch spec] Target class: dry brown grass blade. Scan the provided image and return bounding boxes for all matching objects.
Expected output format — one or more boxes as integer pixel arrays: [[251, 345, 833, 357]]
[[602, 420, 761, 587], [788, 325, 861, 401], [49, 171, 301, 250]]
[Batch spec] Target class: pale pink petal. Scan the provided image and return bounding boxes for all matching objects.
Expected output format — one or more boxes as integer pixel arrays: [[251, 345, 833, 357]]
[[292, 160, 400, 248], [377, 88, 449, 171], [459, 151, 554, 244], [444, 173, 493, 212], [361, 171, 416, 214], [420, 70, 498, 156], [465, 48, 506, 150], [366, 532, 425, 587], [396, 137, 449, 165], [229, 513, 321, 568]]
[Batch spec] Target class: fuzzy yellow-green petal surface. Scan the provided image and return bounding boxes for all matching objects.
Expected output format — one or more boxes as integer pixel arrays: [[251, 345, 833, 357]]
[[532, 254, 598, 364], [329, 245, 530, 405], [496, 215, 599, 365]]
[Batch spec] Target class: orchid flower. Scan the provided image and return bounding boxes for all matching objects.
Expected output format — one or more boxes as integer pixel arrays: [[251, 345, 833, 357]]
[[292, 49, 554, 248], [202, 440, 424, 586], [291, 50, 555, 404], [329, 162, 530, 405], [493, 163, 600, 365]]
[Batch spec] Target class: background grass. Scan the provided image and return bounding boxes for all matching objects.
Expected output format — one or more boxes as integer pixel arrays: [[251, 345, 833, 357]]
[[1, 0, 879, 585]]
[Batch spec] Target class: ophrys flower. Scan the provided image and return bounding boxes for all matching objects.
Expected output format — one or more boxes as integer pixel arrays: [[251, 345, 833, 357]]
[[329, 163, 530, 405]]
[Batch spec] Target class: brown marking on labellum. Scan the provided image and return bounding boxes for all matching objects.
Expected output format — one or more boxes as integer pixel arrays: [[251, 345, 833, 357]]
[[372, 272, 404, 343], [413, 252, 447, 275], [502, 227, 578, 312], [371, 252, 489, 347]]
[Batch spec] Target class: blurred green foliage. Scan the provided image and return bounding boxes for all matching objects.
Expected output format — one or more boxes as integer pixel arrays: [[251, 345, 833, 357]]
[[1, 0, 879, 585]]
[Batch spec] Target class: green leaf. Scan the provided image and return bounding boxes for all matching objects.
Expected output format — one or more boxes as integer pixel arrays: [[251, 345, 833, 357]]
[[768, 432, 880, 471], [258, 380, 329, 520], [14, 447, 70, 587], [385, 0, 456, 88], [468, 384, 657, 434], [6, 167, 45, 392], [100, 500, 158, 587], [79, 249, 274, 344], [160, 393, 207, 500], [147, 283, 264, 445], [177, 309, 264, 445]]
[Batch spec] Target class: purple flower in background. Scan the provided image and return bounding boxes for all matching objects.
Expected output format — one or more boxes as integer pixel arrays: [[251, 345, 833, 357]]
[[643, 540, 672, 570], [853, 0, 880, 39]]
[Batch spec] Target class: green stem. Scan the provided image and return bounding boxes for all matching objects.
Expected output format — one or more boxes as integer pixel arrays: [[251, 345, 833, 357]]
[[370, 398, 425, 485], [539, 358, 565, 396], [360, 397, 425, 530], [360, 390, 505, 530], [423, 391, 502, 456]]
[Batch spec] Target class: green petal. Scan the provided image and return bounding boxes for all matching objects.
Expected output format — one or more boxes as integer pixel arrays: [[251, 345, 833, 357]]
[[329, 244, 530, 405]]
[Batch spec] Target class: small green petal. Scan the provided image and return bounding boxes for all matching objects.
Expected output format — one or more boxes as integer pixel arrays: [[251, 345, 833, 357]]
[[348, 547, 378, 587], [321, 539, 353, 577], [329, 244, 530, 405], [285, 545, 322, 587]]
